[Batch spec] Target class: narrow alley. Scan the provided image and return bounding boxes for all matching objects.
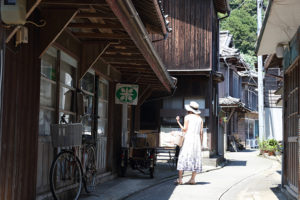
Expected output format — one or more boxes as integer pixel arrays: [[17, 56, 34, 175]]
[[81, 150, 286, 200], [1, 1, 300, 200]]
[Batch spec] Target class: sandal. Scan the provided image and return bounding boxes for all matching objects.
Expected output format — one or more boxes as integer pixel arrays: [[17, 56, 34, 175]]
[[174, 179, 183, 185], [186, 180, 196, 185]]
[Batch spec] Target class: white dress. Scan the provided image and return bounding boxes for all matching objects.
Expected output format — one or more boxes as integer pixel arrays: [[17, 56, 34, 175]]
[[177, 114, 202, 172]]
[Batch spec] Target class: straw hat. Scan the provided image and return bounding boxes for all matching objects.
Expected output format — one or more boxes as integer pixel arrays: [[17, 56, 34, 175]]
[[185, 101, 201, 114]]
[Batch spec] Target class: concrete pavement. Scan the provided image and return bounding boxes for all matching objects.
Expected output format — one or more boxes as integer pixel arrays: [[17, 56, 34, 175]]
[[80, 150, 288, 200], [126, 150, 288, 200], [79, 159, 223, 200]]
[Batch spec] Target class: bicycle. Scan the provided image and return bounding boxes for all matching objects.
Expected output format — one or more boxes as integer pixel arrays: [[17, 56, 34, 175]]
[[49, 115, 97, 200]]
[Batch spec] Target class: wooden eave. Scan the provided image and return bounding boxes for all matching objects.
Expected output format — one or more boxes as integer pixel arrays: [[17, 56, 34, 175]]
[[214, 0, 230, 14], [221, 57, 248, 71], [32, 0, 175, 93], [264, 54, 283, 70], [220, 104, 251, 113], [168, 69, 211, 76], [132, 0, 167, 36]]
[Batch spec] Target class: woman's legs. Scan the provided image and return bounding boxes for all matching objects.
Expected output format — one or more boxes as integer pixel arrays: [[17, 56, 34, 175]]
[[191, 171, 197, 181], [177, 170, 183, 184], [186, 171, 197, 184]]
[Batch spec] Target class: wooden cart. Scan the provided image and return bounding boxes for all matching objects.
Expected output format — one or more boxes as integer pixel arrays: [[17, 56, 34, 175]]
[[120, 131, 157, 178]]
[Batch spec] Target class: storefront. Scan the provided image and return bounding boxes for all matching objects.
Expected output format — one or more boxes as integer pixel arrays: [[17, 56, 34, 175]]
[[0, 1, 175, 199]]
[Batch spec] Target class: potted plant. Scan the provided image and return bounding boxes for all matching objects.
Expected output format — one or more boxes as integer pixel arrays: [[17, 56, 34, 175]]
[[266, 139, 278, 156], [266, 145, 276, 156], [258, 140, 269, 155]]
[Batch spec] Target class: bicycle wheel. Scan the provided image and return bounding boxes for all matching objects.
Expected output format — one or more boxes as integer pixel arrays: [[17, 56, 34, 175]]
[[83, 145, 97, 193], [50, 151, 83, 200]]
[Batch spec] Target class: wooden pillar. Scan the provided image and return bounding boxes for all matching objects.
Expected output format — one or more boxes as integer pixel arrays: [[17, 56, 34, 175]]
[[0, 24, 40, 200], [209, 73, 217, 156]]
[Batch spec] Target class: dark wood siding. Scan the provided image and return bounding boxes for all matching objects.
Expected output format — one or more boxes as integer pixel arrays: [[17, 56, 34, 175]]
[[283, 59, 299, 195], [212, 3, 219, 71], [0, 25, 40, 200], [152, 0, 213, 70]]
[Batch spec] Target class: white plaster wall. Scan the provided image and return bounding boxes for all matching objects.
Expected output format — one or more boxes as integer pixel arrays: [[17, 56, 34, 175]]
[[265, 107, 283, 141]]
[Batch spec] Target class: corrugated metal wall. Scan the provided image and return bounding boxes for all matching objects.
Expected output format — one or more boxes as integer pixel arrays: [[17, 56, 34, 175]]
[[151, 0, 213, 70], [0, 25, 40, 200]]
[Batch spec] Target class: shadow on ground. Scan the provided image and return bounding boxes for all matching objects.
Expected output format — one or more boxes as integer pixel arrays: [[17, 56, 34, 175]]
[[227, 160, 247, 166], [271, 185, 288, 200], [183, 181, 210, 185]]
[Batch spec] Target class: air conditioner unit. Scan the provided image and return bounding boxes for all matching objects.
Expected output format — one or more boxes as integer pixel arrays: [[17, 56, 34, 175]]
[[1, 0, 26, 25]]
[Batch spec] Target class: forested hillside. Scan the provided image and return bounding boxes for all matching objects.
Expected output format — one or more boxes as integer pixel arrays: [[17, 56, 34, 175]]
[[220, 0, 268, 67]]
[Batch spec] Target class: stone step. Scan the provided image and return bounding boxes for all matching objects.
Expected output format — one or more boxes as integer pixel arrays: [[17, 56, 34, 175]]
[[203, 156, 225, 167]]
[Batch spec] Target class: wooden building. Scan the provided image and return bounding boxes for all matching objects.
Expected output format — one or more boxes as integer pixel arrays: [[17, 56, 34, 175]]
[[140, 0, 230, 157], [0, 1, 176, 199], [256, 1, 300, 198], [219, 31, 258, 151]]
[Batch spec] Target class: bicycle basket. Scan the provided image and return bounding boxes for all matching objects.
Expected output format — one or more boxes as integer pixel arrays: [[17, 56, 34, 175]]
[[50, 123, 83, 148]]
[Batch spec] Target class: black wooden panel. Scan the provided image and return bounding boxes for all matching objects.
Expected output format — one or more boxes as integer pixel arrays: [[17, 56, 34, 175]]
[[151, 0, 213, 70]]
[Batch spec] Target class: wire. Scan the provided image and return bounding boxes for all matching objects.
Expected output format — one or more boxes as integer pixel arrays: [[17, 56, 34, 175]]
[[1, 23, 12, 29], [26, 19, 46, 28], [230, 0, 247, 12]]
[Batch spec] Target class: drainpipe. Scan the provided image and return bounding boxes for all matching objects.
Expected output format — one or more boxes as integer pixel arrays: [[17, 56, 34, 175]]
[[0, 29, 5, 157], [218, 11, 231, 20]]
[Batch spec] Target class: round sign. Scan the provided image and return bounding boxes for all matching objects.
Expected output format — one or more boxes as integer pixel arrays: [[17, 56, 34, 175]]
[[116, 86, 138, 103]]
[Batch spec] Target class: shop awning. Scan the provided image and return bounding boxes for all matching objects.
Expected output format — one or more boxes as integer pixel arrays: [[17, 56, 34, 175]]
[[256, 0, 300, 56], [29, 0, 176, 94]]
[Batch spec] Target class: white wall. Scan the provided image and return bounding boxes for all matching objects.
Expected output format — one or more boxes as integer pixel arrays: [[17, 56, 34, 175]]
[[265, 107, 283, 141]]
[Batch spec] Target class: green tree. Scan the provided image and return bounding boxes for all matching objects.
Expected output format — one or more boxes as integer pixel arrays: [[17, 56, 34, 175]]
[[221, 0, 268, 67]]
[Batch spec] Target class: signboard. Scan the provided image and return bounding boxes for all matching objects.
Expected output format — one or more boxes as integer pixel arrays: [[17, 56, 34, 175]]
[[115, 84, 139, 105]]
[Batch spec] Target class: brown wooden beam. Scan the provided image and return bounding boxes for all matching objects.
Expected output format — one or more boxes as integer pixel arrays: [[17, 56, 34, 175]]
[[110, 45, 137, 49], [39, 8, 78, 57], [53, 31, 81, 60], [68, 23, 123, 29], [104, 60, 148, 65], [106, 0, 173, 93], [112, 64, 149, 68], [105, 48, 140, 54], [93, 59, 121, 82], [73, 32, 129, 39], [120, 73, 155, 77], [75, 12, 116, 19], [137, 85, 152, 108], [116, 67, 151, 71], [80, 41, 111, 80], [116, 69, 152, 73], [42, 0, 107, 6], [102, 55, 145, 60]]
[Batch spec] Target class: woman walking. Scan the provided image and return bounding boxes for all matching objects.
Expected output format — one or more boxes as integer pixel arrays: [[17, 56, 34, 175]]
[[175, 101, 203, 185]]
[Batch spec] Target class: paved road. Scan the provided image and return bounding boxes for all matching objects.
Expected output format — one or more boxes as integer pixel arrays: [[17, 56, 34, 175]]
[[125, 150, 287, 200]]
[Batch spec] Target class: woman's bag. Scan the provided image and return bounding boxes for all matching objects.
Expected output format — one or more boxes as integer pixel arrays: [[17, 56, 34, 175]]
[[173, 132, 184, 147]]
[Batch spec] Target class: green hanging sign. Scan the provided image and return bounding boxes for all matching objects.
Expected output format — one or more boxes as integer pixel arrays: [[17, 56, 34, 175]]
[[115, 84, 139, 105]]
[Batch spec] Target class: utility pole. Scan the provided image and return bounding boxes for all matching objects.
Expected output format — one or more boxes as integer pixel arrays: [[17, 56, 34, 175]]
[[257, 0, 265, 141]]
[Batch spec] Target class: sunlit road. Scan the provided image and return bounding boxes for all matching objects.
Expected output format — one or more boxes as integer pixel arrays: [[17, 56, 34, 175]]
[[124, 151, 286, 200]]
